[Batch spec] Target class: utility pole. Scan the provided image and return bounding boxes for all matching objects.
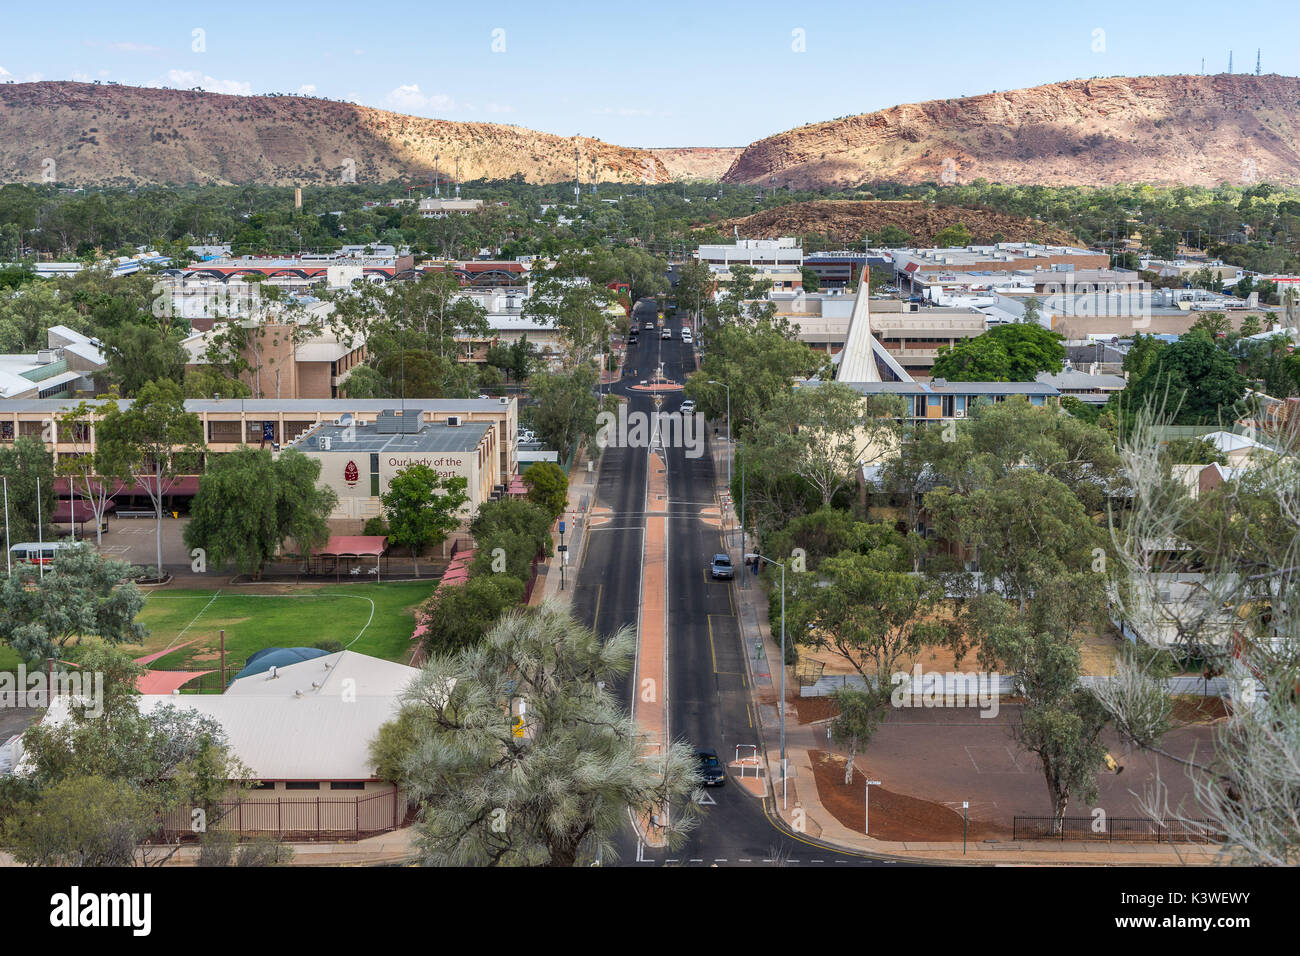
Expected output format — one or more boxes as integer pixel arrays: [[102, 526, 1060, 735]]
[[1228, 50, 1233, 74], [1256, 49, 1261, 76]]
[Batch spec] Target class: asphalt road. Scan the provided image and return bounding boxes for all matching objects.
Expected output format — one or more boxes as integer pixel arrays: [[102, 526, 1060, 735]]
[[573, 300, 892, 867]]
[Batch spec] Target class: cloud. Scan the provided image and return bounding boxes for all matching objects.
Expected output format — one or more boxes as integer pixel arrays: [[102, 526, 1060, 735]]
[[384, 83, 454, 113], [485, 103, 514, 114], [297, 84, 317, 96], [0, 66, 10, 78], [156, 69, 252, 96]]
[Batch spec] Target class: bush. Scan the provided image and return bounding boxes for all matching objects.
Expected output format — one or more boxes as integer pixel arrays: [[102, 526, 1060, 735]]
[[362, 516, 390, 538], [523, 461, 568, 522]]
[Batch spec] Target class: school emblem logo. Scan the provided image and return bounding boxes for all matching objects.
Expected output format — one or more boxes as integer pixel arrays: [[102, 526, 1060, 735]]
[[344, 461, 359, 487]]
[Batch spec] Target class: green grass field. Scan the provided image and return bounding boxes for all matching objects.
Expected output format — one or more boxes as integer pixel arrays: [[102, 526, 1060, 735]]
[[128, 584, 435, 678]]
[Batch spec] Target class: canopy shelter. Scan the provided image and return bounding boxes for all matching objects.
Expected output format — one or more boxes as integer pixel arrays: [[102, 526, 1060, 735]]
[[52, 498, 115, 531], [409, 548, 476, 664], [306, 535, 389, 582], [506, 474, 528, 497], [136, 670, 213, 695]]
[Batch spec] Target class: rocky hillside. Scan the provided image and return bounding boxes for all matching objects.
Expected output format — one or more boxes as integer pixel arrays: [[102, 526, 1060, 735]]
[[649, 147, 745, 181], [0, 82, 672, 187], [722, 74, 1300, 188], [708, 200, 1077, 245]]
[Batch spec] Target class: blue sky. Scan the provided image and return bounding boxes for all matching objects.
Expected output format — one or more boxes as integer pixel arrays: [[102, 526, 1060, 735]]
[[2, 1, 1296, 147]]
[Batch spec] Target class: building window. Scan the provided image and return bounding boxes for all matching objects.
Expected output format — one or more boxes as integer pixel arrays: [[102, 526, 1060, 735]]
[[330, 781, 365, 791], [285, 781, 320, 790], [250, 781, 275, 790]]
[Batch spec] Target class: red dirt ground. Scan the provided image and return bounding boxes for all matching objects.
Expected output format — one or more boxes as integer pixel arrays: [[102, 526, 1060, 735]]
[[809, 750, 1014, 843]]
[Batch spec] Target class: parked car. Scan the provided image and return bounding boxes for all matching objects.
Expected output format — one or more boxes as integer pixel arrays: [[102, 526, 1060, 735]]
[[680, 328, 692, 341], [679, 399, 696, 415], [695, 749, 726, 786], [710, 553, 734, 579]]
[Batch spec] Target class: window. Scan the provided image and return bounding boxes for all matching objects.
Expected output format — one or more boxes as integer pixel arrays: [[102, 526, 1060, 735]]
[[285, 781, 320, 790], [250, 781, 275, 790], [330, 781, 365, 791]]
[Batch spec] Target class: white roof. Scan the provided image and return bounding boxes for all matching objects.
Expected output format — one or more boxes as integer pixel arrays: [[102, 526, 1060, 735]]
[[1203, 431, 1271, 453], [33, 651, 419, 781], [224, 650, 418, 699]]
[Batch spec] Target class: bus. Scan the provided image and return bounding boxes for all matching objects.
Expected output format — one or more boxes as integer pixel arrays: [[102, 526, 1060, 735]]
[[9, 541, 75, 566]]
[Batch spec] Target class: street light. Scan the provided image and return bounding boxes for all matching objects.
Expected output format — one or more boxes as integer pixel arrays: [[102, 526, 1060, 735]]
[[751, 551, 787, 808], [707, 380, 732, 546]]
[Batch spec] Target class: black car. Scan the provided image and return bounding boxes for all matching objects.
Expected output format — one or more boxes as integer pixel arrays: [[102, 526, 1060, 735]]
[[696, 749, 725, 786]]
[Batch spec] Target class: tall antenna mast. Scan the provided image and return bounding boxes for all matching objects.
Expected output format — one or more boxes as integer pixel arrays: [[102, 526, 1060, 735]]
[[1256, 49, 1261, 75], [1228, 50, 1233, 74], [574, 145, 581, 204], [455, 156, 460, 198], [434, 154, 441, 197]]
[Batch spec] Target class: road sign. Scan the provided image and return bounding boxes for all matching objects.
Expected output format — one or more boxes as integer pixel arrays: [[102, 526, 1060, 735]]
[[558, 519, 565, 534], [512, 716, 525, 739]]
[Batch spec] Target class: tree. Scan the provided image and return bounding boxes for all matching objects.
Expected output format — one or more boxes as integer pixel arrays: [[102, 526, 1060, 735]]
[[104, 322, 188, 396], [930, 335, 1013, 382], [470, 497, 553, 560], [984, 322, 1066, 380], [9, 645, 246, 865], [523, 255, 619, 367], [0, 281, 83, 352], [673, 257, 713, 328], [686, 318, 827, 434], [420, 573, 526, 655], [751, 383, 903, 508], [183, 365, 250, 400], [788, 535, 949, 720], [184, 447, 336, 578], [874, 224, 912, 247], [961, 592, 1109, 833], [0, 542, 145, 662], [1096, 410, 1300, 863], [800, 267, 821, 293], [381, 465, 469, 574], [829, 688, 882, 785], [1123, 329, 1248, 425], [338, 364, 389, 399], [1188, 311, 1230, 340], [1021, 296, 1042, 325], [526, 363, 601, 458], [523, 460, 568, 522], [4, 774, 156, 867], [0, 436, 56, 546], [95, 380, 204, 579], [932, 222, 972, 247], [379, 602, 702, 865]]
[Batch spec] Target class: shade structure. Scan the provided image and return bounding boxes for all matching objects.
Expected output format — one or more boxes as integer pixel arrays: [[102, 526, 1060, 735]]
[[53, 476, 200, 498], [136, 670, 213, 695], [506, 474, 528, 497], [53, 499, 116, 523], [315, 535, 389, 558]]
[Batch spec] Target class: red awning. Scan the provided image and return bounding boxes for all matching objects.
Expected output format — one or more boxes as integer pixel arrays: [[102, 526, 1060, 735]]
[[54, 476, 201, 498], [506, 475, 528, 497], [314, 535, 389, 557], [53, 500, 116, 523]]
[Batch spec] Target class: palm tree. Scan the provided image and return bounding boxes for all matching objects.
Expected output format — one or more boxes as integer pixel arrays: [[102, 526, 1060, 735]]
[[379, 601, 704, 866]]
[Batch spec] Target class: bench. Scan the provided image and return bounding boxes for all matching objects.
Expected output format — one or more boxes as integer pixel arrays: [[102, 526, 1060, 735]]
[[117, 510, 159, 519]]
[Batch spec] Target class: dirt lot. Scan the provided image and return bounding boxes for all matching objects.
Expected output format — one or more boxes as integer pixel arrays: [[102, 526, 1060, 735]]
[[796, 694, 1221, 838], [810, 750, 1012, 842]]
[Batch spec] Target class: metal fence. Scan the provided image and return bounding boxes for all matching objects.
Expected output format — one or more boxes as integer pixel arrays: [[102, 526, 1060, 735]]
[[1013, 816, 1221, 843], [159, 789, 407, 840]]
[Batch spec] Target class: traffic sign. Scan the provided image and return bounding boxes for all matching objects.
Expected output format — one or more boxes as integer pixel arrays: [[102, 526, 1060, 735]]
[[558, 519, 566, 534]]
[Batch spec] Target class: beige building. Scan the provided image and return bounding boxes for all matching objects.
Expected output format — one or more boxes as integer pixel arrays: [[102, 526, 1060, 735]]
[[296, 410, 500, 522], [0, 397, 519, 491]]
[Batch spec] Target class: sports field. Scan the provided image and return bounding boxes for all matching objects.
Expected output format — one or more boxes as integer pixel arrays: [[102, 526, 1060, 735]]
[[127, 582, 435, 674]]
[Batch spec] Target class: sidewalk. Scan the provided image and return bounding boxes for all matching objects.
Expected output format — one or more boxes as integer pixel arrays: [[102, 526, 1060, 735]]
[[718, 444, 1230, 866], [0, 827, 420, 868], [528, 440, 602, 609]]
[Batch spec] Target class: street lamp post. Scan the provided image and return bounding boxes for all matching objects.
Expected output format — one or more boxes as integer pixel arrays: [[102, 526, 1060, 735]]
[[707, 380, 732, 547], [752, 551, 787, 808], [864, 779, 881, 835]]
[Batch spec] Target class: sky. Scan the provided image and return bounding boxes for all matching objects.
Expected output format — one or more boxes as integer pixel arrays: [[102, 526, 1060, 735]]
[[2, 1, 1298, 148]]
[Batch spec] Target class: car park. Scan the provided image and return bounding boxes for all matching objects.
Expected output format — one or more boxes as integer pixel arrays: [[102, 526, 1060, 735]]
[[710, 553, 734, 579]]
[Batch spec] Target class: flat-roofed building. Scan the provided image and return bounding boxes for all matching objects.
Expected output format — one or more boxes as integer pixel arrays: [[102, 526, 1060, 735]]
[[297, 410, 499, 521], [0, 397, 519, 491], [892, 243, 1109, 291]]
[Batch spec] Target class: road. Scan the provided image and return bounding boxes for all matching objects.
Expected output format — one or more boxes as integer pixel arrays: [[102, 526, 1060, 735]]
[[572, 299, 892, 867]]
